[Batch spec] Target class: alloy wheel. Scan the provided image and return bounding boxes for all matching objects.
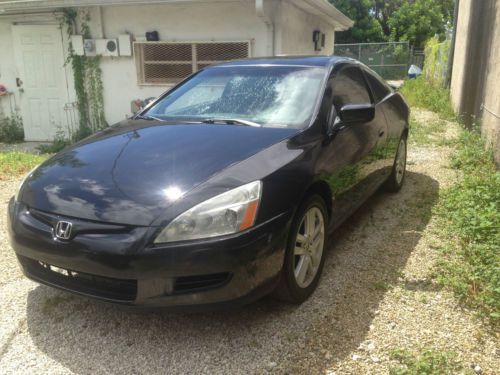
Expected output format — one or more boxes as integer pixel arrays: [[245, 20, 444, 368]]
[[293, 206, 325, 288], [395, 139, 407, 185]]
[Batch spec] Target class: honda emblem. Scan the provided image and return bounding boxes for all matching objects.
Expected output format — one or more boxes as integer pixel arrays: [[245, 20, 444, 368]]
[[54, 221, 72, 240]]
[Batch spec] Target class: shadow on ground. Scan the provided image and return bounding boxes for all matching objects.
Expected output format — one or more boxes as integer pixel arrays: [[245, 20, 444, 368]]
[[25, 171, 439, 374]]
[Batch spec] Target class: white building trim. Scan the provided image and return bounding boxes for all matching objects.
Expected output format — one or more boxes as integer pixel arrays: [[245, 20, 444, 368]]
[[0, 0, 353, 31]]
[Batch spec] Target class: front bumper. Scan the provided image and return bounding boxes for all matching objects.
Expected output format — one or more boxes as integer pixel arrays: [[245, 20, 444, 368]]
[[7, 199, 291, 309]]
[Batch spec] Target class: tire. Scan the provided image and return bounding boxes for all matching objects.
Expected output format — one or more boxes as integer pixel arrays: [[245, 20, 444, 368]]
[[384, 136, 407, 193], [273, 194, 328, 304]]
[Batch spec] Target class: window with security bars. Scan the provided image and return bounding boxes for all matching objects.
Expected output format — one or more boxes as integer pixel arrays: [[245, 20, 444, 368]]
[[134, 41, 250, 85]]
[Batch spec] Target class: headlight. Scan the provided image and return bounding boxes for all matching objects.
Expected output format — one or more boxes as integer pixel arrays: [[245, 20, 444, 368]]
[[15, 165, 40, 202], [154, 180, 262, 243]]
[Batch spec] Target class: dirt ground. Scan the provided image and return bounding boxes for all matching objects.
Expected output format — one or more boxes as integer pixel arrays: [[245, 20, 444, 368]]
[[0, 110, 498, 374]]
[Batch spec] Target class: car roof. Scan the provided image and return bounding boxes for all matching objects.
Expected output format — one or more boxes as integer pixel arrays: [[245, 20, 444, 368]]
[[212, 55, 357, 69]]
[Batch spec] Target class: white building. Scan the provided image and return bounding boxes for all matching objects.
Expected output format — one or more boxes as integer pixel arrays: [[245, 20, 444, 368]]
[[0, 0, 352, 141]]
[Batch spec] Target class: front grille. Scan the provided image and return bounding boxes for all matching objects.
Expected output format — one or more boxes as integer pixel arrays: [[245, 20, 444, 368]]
[[18, 255, 137, 302], [174, 272, 231, 294]]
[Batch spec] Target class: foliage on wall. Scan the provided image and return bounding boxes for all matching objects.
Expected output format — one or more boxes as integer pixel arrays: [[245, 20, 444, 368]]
[[60, 8, 107, 142], [423, 37, 451, 87]]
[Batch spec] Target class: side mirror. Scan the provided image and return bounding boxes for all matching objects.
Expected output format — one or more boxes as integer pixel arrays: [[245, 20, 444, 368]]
[[326, 105, 341, 136], [388, 83, 400, 91], [339, 103, 375, 123]]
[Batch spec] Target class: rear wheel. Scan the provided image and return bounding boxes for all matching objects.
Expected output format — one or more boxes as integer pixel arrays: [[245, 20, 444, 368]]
[[274, 195, 328, 303], [384, 136, 407, 193]]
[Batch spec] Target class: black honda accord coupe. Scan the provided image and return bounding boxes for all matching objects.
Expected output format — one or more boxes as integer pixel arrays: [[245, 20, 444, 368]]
[[8, 56, 409, 309]]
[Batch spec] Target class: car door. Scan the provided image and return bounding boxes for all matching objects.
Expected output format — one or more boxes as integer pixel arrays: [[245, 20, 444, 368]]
[[317, 63, 389, 229], [362, 68, 395, 175]]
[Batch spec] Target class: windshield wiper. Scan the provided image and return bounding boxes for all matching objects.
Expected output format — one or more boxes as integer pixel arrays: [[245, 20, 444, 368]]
[[135, 114, 166, 122], [202, 118, 262, 128]]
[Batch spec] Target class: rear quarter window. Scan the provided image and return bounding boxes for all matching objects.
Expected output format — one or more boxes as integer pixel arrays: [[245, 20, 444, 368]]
[[364, 70, 392, 103]]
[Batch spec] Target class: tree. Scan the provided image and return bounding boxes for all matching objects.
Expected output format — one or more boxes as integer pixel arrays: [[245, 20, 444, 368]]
[[387, 0, 452, 48], [330, 0, 385, 43], [330, 0, 455, 48], [373, 0, 403, 37]]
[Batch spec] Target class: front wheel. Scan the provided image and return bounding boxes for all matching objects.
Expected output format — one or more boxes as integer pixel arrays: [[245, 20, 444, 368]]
[[273, 195, 328, 304], [384, 136, 407, 193]]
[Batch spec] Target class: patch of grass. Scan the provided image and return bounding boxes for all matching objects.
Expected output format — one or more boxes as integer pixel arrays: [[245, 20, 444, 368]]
[[400, 77, 456, 120], [0, 152, 48, 180], [436, 129, 500, 326], [449, 129, 495, 174], [409, 116, 446, 146], [372, 280, 391, 291], [0, 114, 24, 143], [389, 349, 472, 375]]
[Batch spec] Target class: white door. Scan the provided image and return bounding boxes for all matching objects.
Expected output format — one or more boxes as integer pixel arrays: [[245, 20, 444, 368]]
[[12, 25, 70, 141]]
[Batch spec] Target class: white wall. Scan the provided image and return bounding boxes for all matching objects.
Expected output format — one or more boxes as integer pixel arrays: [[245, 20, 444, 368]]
[[276, 0, 335, 56], [93, 1, 269, 124], [0, 0, 341, 131], [0, 22, 20, 119]]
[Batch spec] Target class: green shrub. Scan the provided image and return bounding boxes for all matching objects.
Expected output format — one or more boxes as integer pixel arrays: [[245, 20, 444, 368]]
[[437, 130, 500, 325], [36, 129, 70, 154], [0, 114, 24, 143], [36, 121, 96, 154], [400, 77, 455, 120], [389, 349, 472, 375]]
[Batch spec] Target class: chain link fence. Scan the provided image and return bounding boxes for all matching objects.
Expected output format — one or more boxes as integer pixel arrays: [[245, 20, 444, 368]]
[[334, 42, 411, 80]]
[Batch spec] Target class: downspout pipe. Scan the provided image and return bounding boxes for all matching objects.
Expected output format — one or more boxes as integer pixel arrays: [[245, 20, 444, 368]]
[[256, 0, 275, 56], [446, 0, 460, 88]]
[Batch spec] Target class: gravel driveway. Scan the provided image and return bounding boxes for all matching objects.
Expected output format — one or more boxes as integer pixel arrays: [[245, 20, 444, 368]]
[[0, 110, 498, 374]]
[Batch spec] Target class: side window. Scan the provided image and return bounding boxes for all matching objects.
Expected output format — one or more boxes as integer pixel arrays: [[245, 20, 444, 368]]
[[332, 66, 372, 110], [364, 70, 392, 103]]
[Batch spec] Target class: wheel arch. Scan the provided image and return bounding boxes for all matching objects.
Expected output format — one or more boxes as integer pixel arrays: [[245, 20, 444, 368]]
[[299, 180, 332, 221], [402, 125, 409, 139]]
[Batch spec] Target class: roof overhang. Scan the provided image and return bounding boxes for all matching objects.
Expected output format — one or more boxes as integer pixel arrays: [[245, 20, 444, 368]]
[[289, 0, 353, 31], [0, 0, 353, 31], [0, 0, 237, 14]]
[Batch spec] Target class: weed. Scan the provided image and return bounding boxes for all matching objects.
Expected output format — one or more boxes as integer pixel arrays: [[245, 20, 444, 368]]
[[372, 281, 391, 291], [449, 129, 495, 174], [400, 77, 456, 121], [389, 348, 472, 375], [436, 129, 500, 326], [0, 114, 24, 143], [0, 152, 48, 180], [36, 129, 70, 154], [408, 115, 448, 147]]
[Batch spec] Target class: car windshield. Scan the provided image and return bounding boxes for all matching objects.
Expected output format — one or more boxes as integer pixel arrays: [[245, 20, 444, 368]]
[[144, 65, 327, 129]]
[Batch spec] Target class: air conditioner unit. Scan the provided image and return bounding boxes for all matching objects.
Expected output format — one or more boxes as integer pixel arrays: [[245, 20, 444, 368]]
[[95, 39, 119, 57], [83, 39, 96, 56], [118, 34, 132, 56]]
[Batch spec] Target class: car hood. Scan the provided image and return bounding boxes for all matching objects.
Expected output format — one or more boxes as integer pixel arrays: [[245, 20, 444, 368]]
[[21, 121, 298, 226]]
